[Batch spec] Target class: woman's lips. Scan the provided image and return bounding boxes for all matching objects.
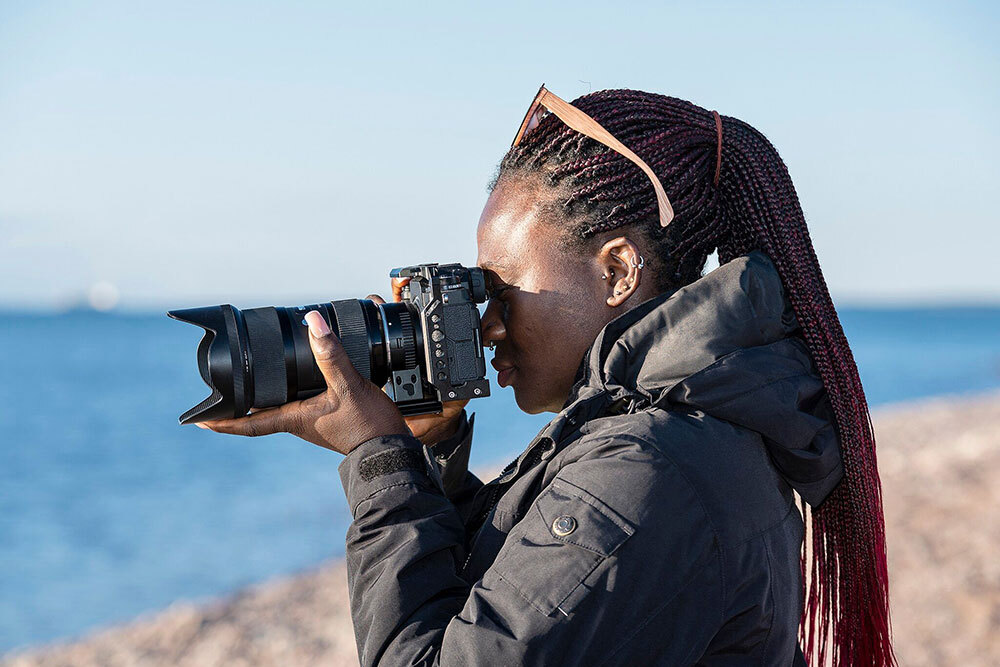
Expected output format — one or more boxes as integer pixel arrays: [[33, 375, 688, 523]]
[[497, 367, 515, 388]]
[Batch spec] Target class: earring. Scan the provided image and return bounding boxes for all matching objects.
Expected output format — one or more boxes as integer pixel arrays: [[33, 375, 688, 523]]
[[601, 268, 615, 280], [630, 255, 645, 269], [487, 341, 496, 352]]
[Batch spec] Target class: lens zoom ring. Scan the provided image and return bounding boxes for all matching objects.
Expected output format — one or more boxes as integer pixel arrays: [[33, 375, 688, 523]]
[[331, 299, 372, 381]]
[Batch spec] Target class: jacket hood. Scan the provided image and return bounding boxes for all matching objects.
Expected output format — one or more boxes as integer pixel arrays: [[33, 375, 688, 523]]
[[564, 250, 843, 506]]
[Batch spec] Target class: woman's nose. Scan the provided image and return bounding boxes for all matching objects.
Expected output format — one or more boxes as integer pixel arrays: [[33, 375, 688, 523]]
[[480, 299, 507, 346]]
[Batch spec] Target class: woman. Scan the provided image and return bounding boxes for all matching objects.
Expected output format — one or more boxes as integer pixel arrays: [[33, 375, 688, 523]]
[[200, 86, 894, 666]]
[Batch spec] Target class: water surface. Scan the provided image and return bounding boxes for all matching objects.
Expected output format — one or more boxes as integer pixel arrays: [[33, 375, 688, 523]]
[[1, 306, 998, 651]]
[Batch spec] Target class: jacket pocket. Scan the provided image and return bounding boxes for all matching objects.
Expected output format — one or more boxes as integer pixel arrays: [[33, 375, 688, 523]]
[[491, 477, 635, 616]]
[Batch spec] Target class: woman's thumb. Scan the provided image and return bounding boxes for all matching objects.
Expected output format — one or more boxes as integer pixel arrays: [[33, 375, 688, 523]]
[[304, 310, 356, 388]]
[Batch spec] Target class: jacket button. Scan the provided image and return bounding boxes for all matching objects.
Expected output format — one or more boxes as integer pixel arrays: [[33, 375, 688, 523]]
[[552, 515, 577, 537]]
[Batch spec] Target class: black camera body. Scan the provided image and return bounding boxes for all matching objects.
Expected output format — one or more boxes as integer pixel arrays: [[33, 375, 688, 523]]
[[167, 263, 491, 424], [386, 263, 490, 413]]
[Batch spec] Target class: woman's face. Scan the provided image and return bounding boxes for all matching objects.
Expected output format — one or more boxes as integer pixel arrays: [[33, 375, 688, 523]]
[[476, 178, 649, 414]]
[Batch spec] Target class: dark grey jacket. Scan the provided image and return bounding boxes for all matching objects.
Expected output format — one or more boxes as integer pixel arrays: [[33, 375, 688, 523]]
[[337, 251, 843, 666]]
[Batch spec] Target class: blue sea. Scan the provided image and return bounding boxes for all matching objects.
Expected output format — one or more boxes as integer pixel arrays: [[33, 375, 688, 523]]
[[1, 306, 999, 652]]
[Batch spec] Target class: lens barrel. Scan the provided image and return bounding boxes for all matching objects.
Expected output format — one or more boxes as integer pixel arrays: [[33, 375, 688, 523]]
[[167, 299, 420, 424]]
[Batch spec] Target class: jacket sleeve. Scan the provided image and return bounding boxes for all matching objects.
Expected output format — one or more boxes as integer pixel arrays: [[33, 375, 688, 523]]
[[425, 410, 483, 523], [338, 430, 723, 666]]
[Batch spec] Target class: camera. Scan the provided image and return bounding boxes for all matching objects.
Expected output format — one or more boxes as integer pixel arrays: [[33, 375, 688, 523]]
[[168, 263, 491, 424]]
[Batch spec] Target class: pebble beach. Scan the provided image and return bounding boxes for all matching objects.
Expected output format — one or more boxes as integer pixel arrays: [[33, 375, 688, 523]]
[[5, 390, 999, 666]]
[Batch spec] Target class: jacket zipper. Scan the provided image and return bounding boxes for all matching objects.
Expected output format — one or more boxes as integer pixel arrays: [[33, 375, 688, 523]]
[[458, 440, 552, 576], [459, 482, 500, 574]]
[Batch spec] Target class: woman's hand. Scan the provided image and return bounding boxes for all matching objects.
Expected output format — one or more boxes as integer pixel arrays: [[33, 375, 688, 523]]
[[405, 399, 469, 447], [197, 311, 409, 456]]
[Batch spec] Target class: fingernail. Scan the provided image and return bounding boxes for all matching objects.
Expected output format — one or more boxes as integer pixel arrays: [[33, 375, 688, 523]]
[[196, 423, 208, 429], [305, 310, 331, 337]]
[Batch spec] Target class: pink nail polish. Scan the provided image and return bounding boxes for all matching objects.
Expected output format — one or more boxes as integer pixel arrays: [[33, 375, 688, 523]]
[[305, 310, 332, 337]]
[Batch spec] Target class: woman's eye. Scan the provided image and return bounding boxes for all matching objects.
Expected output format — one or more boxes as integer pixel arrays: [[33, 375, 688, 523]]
[[487, 275, 509, 299], [485, 270, 514, 301]]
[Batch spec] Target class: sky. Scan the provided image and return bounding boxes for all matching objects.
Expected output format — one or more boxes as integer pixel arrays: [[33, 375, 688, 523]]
[[1, 0, 998, 310]]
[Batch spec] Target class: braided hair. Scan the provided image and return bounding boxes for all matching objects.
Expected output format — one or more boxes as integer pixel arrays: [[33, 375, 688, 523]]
[[490, 89, 894, 666]]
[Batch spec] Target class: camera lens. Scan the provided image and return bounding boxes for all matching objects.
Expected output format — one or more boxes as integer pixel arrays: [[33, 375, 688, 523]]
[[167, 299, 421, 424]]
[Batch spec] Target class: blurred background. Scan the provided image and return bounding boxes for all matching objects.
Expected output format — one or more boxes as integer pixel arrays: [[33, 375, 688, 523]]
[[1, 1, 998, 664]]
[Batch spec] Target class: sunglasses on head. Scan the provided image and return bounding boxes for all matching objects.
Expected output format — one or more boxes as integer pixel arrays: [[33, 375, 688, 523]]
[[512, 84, 674, 228]]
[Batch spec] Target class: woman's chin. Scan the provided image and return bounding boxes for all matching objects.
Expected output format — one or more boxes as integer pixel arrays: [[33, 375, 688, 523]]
[[512, 385, 553, 415]]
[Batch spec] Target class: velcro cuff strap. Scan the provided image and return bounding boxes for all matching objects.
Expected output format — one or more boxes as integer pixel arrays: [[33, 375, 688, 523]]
[[339, 434, 435, 516], [358, 447, 425, 482]]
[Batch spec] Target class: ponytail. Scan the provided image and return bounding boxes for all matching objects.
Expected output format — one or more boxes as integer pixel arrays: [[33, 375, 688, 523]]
[[710, 115, 894, 667], [495, 89, 895, 666]]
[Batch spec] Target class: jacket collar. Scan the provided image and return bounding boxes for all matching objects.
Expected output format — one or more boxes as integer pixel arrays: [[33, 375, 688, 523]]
[[551, 250, 843, 506], [576, 250, 799, 407]]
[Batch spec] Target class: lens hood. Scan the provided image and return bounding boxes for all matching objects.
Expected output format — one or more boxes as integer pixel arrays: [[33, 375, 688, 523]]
[[167, 305, 252, 424]]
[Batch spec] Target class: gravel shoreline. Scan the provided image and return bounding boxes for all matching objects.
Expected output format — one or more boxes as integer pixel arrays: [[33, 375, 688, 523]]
[[6, 390, 1000, 666]]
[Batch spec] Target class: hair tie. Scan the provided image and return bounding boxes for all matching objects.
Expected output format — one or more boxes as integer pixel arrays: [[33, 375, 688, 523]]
[[712, 110, 723, 186]]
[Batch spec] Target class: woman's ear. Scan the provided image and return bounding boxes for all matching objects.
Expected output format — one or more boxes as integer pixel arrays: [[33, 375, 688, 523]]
[[597, 236, 643, 308]]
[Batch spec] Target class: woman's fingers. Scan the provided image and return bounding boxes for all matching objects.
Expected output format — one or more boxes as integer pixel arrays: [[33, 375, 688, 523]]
[[371, 274, 411, 305], [304, 310, 363, 393], [391, 277, 410, 303], [199, 402, 299, 437], [402, 399, 469, 444]]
